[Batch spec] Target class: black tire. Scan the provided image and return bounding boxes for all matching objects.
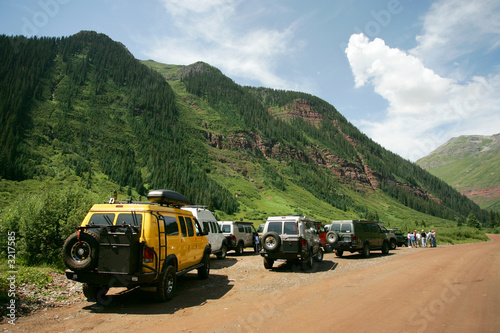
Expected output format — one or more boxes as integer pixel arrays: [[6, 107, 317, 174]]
[[156, 265, 176, 302], [82, 283, 110, 304], [326, 231, 339, 245], [382, 241, 390, 255], [390, 240, 397, 250], [198, 253, 210, 279], [216, 244, 227, 259], [335, 249, 344, 257], [314, 248, 324, 262], [235, 242, 244, 256], [324, 245, 333, 253], [262, 232, 281, 253], [62, 231, 100, 272], [304, 255, 314, 269], [263, 257, 274, 269], [362, 243, 370, 258]]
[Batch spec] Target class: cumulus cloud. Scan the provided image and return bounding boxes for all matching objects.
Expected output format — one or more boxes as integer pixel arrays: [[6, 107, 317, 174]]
[[146, 0, 301, 89], [346, 33, 500, 161], [411, 0, 500, 73]]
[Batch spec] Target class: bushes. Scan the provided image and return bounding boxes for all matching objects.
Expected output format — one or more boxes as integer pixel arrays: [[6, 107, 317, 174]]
[[0, 186, 98, 267], [437, 227, 490, 245]]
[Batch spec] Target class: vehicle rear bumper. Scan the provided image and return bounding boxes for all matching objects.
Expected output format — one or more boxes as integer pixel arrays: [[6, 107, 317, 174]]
[[260, 251, 310, 261], [65, 270, 157, 287]]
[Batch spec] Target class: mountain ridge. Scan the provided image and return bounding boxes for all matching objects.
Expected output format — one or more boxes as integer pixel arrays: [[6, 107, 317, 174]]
[[0, 31, 490, 227], [416, 133, 500, 211]]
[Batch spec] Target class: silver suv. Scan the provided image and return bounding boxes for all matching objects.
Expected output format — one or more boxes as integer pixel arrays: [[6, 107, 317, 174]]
[[260, 215, 323, 269]]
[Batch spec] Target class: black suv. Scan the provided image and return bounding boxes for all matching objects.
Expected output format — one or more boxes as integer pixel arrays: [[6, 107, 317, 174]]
[[325, 220, 390, 258], [260, 215, 323, 269]]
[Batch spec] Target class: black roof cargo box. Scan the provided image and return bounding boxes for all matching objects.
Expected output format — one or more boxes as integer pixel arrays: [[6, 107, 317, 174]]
[[147, 189, 191, 206]]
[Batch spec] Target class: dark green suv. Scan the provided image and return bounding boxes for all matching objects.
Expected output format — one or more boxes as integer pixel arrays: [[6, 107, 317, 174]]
[[325, 220, 390, 258]]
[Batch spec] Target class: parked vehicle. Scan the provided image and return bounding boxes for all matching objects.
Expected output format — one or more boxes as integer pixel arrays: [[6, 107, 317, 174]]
[[62, 189, 211, 303], [314, 221, 332, 252], [325, 220, 390, 258], [260, 215, 323, 269], [379, 224, 398, 250], [182, 206, 227, 259], [218, 221, 256, 255], [388, 228, 407, 247]]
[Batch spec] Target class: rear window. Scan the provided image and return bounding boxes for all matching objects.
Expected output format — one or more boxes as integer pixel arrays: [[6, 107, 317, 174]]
[[267, 222, 282, 234], [116, 213, 142, 227], [341, 224, 352, 233], [283, 222, 297, 235], [330, 224, 341, 232], [221, 224, 231, 233], [88, 213, 115, 226]]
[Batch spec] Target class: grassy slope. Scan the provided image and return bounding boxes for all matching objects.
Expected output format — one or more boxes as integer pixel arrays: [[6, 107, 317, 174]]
[[142, 60, 469, 232], [417, 135, 500, 211]]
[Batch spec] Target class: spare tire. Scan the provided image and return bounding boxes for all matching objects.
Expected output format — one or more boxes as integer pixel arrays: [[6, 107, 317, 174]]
[[62, 230, 100, 272], [326, 231, 339, 245], [261, 232, 281, 252]]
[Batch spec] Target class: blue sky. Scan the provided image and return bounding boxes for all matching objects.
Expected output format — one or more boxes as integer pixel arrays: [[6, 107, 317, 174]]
[[1, 0, 499, 161]]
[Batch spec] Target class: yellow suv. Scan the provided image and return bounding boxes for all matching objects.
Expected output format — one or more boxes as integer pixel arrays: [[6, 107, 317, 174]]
[[62, 189, 211, 303]]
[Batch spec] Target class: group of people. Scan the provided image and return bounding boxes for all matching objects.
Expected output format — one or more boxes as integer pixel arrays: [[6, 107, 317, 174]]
[[407, 229, 436, 248]]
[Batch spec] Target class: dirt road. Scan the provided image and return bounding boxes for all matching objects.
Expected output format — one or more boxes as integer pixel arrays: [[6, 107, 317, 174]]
[[3, 235, 499, 333]]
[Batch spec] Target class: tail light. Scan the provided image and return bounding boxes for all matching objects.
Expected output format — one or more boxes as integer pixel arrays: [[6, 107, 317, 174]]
[[144, 246, 154, 263], [352, 235, 357, 241], [301, 239, 307, 248]]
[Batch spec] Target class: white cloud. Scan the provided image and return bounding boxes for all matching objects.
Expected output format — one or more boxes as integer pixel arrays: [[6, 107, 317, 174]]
[[146, 0, 302, 90], [346, 33, 500, 161], [411, 0, 500, 76]]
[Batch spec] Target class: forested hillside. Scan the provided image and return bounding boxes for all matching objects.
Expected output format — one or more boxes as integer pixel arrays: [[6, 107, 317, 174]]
[[0, 31, 494, 266]]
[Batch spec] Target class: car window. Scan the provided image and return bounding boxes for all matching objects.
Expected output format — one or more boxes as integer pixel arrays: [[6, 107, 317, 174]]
[[341, 224, 352, 233], [116, 213, 142, 227], [267, 222, 282, 234], [164, 216, 179, 235], [283, 222, 297, 235], [193, 218, 202, 236], [330, 224, 341, 232], [88, 213, 115, 226], [203, 221, 210, 233], [185, 217, 194, 236], [178, 216, 187, 237], [221, 224, 231, 233]]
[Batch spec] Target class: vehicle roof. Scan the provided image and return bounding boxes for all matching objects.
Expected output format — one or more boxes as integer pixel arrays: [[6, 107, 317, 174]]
[[89, 203, 194, 216], [218, 221, 254, 225], [266, 215, 315, 222], [330, 220, 378, 224]]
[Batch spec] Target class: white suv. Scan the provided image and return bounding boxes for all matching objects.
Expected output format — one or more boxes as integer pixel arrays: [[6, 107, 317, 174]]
[[260, 215, 323, 269], [218, 221, 256, 255], [182, 206, 227, 259]]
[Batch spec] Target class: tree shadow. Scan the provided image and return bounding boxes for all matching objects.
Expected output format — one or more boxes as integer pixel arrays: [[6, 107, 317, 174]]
[[83, 272, 232, 315]]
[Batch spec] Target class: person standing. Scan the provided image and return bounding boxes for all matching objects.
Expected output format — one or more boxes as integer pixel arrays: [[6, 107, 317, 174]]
[[431, 230, 437, 247], [416, 231, 421, 247], [253, 232, 260, 254], [410, 232, 415, 248], [421, 230, 427, 247], [407, 231, 412, 248]]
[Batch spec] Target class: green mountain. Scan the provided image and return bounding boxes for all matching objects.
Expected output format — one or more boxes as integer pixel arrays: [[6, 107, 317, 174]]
[[0, 31, 491, 238], [416, 134, 500, 212]]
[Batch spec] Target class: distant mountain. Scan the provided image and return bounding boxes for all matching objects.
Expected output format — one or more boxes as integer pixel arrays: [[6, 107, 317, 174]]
[[416, 134, 500, 212], [0, 31, 490, 229]]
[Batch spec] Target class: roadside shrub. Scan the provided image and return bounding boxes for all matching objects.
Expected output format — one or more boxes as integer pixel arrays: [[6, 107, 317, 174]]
[[0, 186, 98, 267], [438, 227, 490, 245]]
